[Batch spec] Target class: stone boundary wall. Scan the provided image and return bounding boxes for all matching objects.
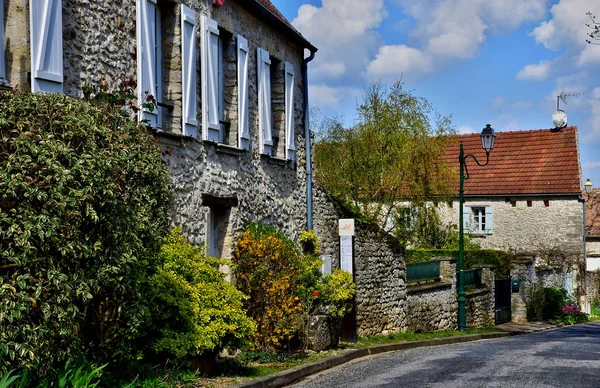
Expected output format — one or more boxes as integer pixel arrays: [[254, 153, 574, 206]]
[[405, 282, 456, 332], [466, 289, 494, 328], [353, 223, 406, 336]]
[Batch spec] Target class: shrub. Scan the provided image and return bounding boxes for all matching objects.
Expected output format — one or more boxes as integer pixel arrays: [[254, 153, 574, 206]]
[[317, 269, 356, 319], [559, 305, 589, 325], [526, 286, 567, 321], [146, 229, 255, 359], [232, 223, 308, 351], [0, 91, 173, 375]]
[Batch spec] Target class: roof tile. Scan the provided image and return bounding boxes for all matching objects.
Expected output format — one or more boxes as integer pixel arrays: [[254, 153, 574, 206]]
[[443, 126, 581, 196]]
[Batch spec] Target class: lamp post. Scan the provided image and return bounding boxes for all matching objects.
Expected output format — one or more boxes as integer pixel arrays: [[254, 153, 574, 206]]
[[583, 179, 593, 311], [457, 124, 496, 331]]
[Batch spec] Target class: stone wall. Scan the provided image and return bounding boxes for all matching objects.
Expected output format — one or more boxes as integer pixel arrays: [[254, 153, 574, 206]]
[[466, 289, 494, 328], [437, 196, 584, 254], [353, 223, 406, 336], [405, 282, 456, 332]]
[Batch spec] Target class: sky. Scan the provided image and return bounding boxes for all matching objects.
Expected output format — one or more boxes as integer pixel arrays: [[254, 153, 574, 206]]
[[271, 0, 600, 189]]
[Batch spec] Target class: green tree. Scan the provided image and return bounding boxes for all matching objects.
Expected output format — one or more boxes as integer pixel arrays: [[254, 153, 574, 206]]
[[315, 81, 456, 232]]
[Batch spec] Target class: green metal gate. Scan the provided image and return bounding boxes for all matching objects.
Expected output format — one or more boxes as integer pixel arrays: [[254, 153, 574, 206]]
[[495, 278, 511, 324]]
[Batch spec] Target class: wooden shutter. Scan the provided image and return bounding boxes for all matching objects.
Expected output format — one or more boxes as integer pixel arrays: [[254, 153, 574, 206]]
[[30, 0, 63, 93], [237, 35, 249, 149], [181, 5, 198, 137], [136, 0, 161, 127], [257, 47, 272, 155], [284, 62, 295, 160], [484, 206, 494, 234], [201, 15, 220, 141]]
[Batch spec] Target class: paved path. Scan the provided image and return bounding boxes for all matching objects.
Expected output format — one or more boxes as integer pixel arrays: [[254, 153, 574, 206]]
[[290, 322, 600, 388]]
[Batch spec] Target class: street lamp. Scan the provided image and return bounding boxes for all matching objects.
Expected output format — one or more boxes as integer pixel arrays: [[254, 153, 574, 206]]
[[457, 124, 496, 331], [585, 179, 593, 196]]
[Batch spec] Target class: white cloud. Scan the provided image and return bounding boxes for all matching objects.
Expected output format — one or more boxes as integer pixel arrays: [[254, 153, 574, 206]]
[[516, 60, 552, 81], [309, 84, 361, 109], [511, 100, 535, 110], [457, 126, 475, 134], [493, 113, 521, 132], [577, 44, 600, 67], [367, 45, 432, 79], [530, 0, 599, 50], [291, 0, 387, 83], [491, 96, 505, 109], [583, 161, 600, 169]]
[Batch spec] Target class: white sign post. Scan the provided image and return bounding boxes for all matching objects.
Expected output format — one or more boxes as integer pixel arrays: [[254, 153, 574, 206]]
[[339, 219, 354, 274]]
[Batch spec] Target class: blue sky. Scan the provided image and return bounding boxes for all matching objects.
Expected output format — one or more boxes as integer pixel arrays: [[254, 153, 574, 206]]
[[271, 0, 600, 189]]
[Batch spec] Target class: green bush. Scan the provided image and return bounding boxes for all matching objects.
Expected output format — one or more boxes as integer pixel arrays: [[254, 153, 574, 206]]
[[0, 92, 173, 375], [526, 286, 567, 321], [317, 269, 356, 319], [146, 229, 255, 359]]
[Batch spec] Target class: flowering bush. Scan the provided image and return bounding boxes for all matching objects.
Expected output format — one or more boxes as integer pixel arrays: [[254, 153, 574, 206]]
[[233, 223, 308, 351], [559, 304, 589, 325], [317, 269, 356, 319]]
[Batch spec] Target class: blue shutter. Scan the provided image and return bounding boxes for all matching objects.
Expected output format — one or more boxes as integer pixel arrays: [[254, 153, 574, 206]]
[[257, 47, 272, 155], [136, 0, 161, 127], [284, 62, 295, 160], [463, 206, 471, 232], [201, 15, 220, 142], [30, 0, 63, 93], [181, 5, 198, 137], [237, 35, 249, 149], [484, 206, 494, 234]]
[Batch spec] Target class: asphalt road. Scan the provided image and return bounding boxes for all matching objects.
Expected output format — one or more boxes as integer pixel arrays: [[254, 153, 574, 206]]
[[291, 322, 600, 388]]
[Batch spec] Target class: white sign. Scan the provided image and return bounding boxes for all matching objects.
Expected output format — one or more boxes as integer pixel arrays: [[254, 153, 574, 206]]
[[340, 236, 353, 274], [339, 218, 355, 236]]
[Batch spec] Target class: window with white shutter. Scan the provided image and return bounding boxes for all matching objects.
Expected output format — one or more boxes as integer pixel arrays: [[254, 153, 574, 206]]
[[257, 47, 272, 155], [136, 0, 162, 127], [484, 206, 494, 234], [284, 62, 295, 160], [465, 206, 493, 234], [237, 35, 249, 150], [0, 0, 5, 81], [30, 0, 63, 93], [201, 15, 221, 142], [181, 4, 197, 138], [462, 205, 471, 232]]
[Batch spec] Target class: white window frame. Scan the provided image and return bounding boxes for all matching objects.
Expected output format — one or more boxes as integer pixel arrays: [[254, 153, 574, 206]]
[[237, 35, 250, 149], [257, 47, 272, 155], [181, 4, 198, 137], [30, 0, 63, 93], [464, 205, 493, 234], [136, 0, 162, 127]]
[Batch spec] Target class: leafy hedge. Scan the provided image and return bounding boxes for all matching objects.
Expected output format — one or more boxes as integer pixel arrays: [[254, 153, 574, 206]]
[[146, 229, 255, 358], [0, 92, 173, 375], [405, 249, 511, 277]]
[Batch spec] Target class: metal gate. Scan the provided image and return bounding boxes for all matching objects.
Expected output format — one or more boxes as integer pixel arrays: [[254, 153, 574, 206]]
[[495, 278, 512, 324]]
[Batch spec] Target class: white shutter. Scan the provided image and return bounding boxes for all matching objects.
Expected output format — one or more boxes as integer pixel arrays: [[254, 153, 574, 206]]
[[0, 0, 5, 80], [30, 0, 63, 93], [462, 206, 471, 231], [136, 0, 161, 127], [284, 62, 295, 160], [484, 206, 494, 234], [181, 5, 197, 137], [237, 35, 249, 150], [257, 47, 272, 155], [201, 15, 221, 142]]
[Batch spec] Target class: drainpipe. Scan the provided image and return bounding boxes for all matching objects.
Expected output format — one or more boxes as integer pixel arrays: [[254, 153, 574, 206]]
[[303, 49, 316, 231]]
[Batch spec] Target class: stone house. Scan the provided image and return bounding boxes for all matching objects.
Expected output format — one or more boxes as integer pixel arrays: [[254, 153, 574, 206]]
[[5, 0, 317, 255], [438, 127, 585, 295]]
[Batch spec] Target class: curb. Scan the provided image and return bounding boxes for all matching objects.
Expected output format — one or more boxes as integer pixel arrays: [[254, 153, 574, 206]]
[[232, 332, 510, 388]]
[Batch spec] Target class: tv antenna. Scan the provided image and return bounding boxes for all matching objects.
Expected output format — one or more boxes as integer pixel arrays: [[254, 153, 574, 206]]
[[557, 91, 587, 111]]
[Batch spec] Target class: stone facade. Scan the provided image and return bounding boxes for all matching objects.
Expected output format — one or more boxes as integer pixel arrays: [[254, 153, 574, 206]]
[[437, 196, 584, 254], [8, 0, 315, 253], [406, 282, 456, 332]]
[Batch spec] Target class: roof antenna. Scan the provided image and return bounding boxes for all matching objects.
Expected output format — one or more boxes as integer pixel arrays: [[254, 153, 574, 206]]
[[552, 91, 587, 130]]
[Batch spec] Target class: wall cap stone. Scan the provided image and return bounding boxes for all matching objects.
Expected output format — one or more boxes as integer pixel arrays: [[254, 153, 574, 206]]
[[407, 281, 452, 294]]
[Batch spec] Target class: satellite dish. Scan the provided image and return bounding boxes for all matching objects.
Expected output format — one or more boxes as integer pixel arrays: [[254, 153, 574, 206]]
[[552, 110, 568, 128]]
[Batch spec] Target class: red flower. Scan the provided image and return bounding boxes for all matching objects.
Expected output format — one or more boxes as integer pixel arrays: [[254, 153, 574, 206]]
[[313, 291, 319, 297]]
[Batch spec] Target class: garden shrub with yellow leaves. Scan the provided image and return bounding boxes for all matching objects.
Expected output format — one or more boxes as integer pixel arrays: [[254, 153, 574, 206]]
[[147, 229, 256, 359], [233, 223, 320, 351]]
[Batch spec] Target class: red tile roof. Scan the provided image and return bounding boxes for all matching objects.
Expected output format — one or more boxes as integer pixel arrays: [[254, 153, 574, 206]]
[[443, 126, 582, 196]]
